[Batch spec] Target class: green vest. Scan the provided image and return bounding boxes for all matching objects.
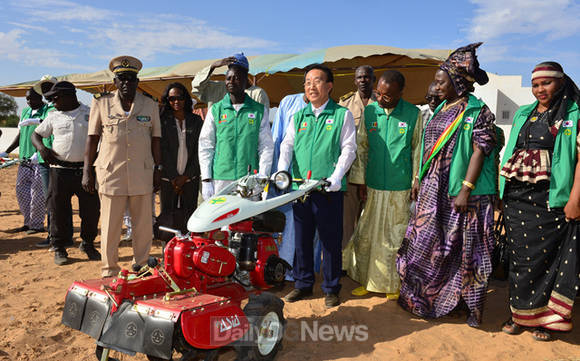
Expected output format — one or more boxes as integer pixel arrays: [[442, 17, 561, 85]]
[[19, 104, 52, 161], [364, 99, 419, 190], [420, 94, 498, 196], [211, 94, 264, 180], [39, 104, 55, 164], [292, 99, 348, 191], [499, 100, 579, 208]]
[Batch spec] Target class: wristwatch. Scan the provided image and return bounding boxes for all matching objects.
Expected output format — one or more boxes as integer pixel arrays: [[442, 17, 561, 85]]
[[154, 164, 163, 171]]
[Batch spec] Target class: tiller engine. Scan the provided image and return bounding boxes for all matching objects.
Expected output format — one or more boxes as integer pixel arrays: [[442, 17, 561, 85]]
[[61, 171, 326, 361]]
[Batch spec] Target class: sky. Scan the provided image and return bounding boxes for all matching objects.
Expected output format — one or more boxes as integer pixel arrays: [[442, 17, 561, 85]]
[[0, 0, 579, 112]]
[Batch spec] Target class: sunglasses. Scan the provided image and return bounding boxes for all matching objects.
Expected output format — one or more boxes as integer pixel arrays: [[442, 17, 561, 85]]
[[115, 74, 137, 82], [168, 96, 185, 102]]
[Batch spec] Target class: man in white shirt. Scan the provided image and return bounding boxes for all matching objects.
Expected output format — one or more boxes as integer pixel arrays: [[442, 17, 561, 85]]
[[277, 64, 357, 308], [32, 81, 101, 266], [198, 57, 273, 199]]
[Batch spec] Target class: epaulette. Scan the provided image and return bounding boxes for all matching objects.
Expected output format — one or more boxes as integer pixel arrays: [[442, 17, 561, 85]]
[[339, 91, 355, 102], [93, 91, 111, 99]]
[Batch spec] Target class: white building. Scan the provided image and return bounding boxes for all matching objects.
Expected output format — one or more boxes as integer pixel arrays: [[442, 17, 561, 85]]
[[474, 73, 535, 125], [473, 73, 536, 158]]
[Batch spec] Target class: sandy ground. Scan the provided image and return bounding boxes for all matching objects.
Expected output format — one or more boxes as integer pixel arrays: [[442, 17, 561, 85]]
[[0, 164, 579, 361]]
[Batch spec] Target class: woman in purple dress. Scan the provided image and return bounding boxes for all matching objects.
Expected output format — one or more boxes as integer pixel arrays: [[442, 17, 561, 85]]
[[397, 43, 500, 327]]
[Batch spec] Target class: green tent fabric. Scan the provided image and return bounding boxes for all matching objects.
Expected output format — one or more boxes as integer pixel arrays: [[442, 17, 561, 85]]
[[0, 45, 449, 105]]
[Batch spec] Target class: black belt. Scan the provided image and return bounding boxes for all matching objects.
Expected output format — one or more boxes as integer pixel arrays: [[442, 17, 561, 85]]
[[54, 159, 84, 168]]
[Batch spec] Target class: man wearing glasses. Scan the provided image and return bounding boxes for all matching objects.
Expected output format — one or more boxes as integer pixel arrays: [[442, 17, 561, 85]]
[[82, 56, 162, 277], [419, 82, 442, 126], [343, 70, 423, 299], [277, 64, 357, 308]]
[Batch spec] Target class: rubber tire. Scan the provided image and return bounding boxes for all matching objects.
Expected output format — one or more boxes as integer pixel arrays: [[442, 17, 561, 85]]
[[147, 355, 172, 361], [235, 292, 285, 361]]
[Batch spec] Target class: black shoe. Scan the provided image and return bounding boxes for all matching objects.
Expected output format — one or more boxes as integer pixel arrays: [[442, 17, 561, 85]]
[[36, 238, 51, 248], [284, 288, 313, 303], [80, 242, 101, 261], [6, 225, 29, 233], [49, 239, 74, 252], [324, 293, 340, 308], [26, 228, 45, 235], [54, 249, 69, 265]]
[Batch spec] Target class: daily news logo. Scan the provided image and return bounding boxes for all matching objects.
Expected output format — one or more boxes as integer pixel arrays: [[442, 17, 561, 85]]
[[210, 316, 369, 345]]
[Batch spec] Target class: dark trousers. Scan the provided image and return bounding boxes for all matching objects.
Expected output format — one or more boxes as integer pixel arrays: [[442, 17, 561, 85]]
[[159, 179, 199, 232], [292, 191, 343, 294], [49, 168, 100, 249], [38, 163, 52, 237]]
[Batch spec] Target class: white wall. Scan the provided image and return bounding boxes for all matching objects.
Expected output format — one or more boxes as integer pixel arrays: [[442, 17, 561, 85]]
[[474, 73, 535, 125], [473, 73, 537, 160], [0, 127, 20, 155]]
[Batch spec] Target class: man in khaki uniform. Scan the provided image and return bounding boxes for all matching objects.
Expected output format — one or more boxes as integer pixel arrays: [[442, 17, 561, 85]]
[[338, 65, 376, 249], [82, 56, 162, 277]]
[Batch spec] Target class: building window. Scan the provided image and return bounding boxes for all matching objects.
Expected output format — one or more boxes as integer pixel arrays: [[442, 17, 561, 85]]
[[502, 110, 510, 120]]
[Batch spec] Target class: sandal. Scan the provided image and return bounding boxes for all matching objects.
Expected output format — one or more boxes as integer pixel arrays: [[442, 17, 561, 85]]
[[502, 319, 522, 335], [351, 286, 370, 296], [532, 328, 551, 342]]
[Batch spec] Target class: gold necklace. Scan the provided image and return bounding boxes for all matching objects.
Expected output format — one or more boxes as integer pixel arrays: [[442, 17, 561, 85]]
[[441, 97, 465, 112]]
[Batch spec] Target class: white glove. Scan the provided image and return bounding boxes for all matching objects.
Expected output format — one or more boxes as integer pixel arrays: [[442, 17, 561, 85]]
[[202, 181, 215, 200], [0, 152, 8, 158], [29, 153, 39, 164], [325, 176, 342, 192]]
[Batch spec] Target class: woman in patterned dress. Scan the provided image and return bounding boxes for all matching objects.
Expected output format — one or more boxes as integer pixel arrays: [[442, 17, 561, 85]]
[[397, 43, 501, 327], [499, 62, 580, 341]]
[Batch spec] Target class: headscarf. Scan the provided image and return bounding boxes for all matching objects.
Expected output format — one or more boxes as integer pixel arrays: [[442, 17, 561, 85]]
[[531, 61, 580, 126], [439, 42, 489, 97]]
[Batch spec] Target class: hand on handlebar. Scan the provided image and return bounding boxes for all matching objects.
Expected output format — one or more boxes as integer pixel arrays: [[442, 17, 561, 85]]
[[323, 176, 341, 192], [202, 181, 214, 200]]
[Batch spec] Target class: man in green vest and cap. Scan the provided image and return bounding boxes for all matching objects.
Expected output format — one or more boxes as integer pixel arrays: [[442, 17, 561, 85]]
[[278, 64, 357, 308], [1, 87, 51, 234], [198, 54, 274, 198]]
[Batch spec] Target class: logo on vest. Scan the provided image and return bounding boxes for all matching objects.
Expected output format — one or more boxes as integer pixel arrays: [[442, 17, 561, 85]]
[[564, 129, 572, 136], [563, 120, 573, 128], [463, 124, 471, 130], [326, 125, 332, 131], [326, 119, 334, 124], [219, 114, 227, 124], [465, 117, 474, 124], [398, 121, 407, 128], [136, 116, 150, 122], [298, 121, 308, 132], [399, 128, 405, 134], [248, 113, 256, 125]]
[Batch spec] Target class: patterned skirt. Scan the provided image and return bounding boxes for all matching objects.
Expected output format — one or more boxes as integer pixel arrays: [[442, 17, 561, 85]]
[[503, 180, 579, 331], [397, 190, 495, 326]]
